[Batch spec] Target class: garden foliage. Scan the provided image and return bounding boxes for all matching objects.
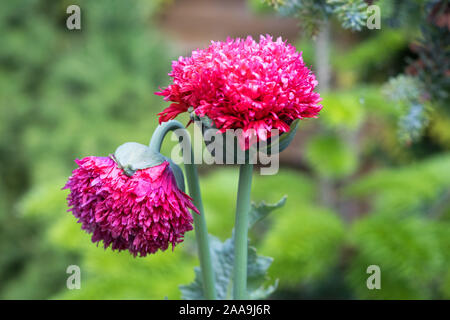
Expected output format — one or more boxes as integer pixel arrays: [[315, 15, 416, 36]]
[[0, 0, 448, 299]]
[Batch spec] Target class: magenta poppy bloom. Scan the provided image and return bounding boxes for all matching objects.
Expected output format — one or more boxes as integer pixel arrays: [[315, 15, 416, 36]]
[[156, 35, 322, 148], [64, 156, 198, 257]]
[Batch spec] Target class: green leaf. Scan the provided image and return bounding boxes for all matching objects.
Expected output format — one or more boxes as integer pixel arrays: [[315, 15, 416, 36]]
[[180, 196, 286, 300], [273, 119, 299, 153], [246, 246, 278, 300], [261, 120, 299, 155], [249, 196, 287, 228], [113, 142, 165, 176]]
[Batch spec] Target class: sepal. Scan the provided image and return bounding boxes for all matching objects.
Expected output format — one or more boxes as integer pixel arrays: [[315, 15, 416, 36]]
[[113, 142, 165, 176]]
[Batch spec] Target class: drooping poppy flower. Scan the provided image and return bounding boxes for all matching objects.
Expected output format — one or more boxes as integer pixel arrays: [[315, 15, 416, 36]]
[[63, 156, 198, 257], [156, 35, 322, 149]]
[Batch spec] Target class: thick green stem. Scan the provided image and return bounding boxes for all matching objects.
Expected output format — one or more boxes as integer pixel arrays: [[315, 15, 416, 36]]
[[149, 120, 217, 300], [233, 163, 253, 300]]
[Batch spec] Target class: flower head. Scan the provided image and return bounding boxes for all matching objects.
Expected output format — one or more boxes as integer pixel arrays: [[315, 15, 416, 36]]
[[156, 35, 322, 148], [63, 156, 198, 257]]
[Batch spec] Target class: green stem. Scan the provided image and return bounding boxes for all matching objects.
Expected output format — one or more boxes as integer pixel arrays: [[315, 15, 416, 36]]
[[149, 120, 217, 300], [233, 163, 253, 300]]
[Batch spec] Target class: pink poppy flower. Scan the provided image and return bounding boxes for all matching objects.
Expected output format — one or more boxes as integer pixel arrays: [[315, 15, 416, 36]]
[[63, 156, 198, 257], [156, 35, 322, 149]]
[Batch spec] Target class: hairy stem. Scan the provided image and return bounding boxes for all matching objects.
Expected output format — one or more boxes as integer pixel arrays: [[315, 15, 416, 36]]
[[233, 163, 253, 299], [149, 120, 217, 300]]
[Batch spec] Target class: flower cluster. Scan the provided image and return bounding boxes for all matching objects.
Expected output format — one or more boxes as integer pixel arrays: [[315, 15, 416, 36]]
[[64, 156, 198, 257], [156, 35, 322, 147]]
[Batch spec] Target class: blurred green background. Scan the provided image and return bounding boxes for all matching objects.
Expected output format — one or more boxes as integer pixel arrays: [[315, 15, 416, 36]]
[[0, 0, 449, 300]]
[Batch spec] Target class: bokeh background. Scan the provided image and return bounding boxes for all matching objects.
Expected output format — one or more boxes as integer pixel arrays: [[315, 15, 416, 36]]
[[0, 0, 449, 299]]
